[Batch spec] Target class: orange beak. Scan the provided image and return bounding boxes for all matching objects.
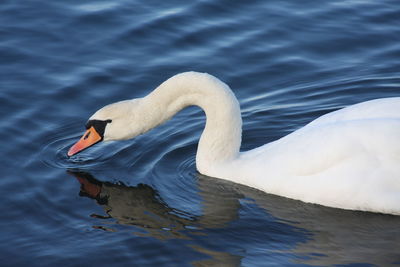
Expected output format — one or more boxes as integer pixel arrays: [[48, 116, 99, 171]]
[[67, 126, 102, 157]]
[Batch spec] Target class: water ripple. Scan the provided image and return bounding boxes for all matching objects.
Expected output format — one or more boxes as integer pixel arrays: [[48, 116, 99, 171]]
[[2, 0, 400, 265], [40, 124, 133, 171]]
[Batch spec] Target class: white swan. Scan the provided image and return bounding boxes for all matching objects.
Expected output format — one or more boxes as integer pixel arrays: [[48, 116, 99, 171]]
[[68, 72, 400, 215]]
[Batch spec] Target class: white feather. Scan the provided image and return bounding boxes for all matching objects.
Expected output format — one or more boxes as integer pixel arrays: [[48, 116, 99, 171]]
[[89, 72, 400, 215]]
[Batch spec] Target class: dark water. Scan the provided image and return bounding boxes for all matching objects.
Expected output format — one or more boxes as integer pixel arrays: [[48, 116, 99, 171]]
[[1, 0, 400, 266]]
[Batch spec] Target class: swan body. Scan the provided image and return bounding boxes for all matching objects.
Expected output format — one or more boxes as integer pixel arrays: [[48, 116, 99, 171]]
[[69, 72, 400, 215]]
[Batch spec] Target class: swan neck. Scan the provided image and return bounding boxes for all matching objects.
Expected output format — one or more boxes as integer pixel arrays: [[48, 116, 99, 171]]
[[145, 72, 242, 174]]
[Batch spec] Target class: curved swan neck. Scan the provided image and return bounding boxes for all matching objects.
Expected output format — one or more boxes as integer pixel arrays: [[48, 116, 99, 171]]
[[144, 72, 242, 173]]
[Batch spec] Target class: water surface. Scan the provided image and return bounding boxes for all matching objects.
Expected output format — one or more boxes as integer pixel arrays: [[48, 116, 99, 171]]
[[1, 0, 400, 266]]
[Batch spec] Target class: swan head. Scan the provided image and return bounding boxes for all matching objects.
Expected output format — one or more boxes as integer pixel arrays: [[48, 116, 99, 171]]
[[68, 99, 146, 156]]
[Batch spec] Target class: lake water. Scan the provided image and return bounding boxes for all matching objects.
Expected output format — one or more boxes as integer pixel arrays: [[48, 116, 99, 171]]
[[1, 0, 400, 266]]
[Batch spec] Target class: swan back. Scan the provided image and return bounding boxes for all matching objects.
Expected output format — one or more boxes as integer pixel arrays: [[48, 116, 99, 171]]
[[222, 97, 400, 214]]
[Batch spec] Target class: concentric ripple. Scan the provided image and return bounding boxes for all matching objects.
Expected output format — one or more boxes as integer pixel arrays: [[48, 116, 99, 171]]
[[39, 123, 139, 171]]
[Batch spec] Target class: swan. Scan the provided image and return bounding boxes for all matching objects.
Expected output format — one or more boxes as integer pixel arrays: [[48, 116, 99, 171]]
[[68, 72, 400, 215]]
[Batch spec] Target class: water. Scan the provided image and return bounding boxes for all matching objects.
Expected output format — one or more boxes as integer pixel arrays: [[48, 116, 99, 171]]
[[1, 0, 400, 266]]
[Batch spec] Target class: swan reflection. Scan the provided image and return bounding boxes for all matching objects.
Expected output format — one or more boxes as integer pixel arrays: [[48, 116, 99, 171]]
[[68, 170, 243, 266], [68, 170, 400, 266], [69, 171, 198, 237]]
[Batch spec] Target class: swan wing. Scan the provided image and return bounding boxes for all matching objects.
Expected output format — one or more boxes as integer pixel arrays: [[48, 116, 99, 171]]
[[234, 99, 400, 213]]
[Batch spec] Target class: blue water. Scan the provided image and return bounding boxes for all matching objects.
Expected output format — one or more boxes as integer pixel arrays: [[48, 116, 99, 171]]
[[1, 0, 400, 266]]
